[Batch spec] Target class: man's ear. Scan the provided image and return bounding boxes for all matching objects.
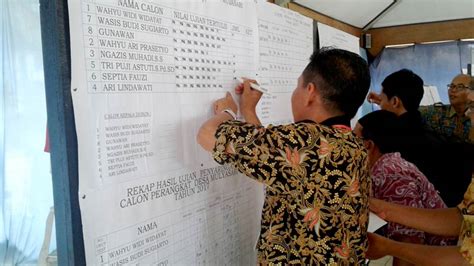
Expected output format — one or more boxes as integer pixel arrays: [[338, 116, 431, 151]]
[[392, 96, 408, 114], [364, 139, 375, 151], [392, 96, 402, 109], [305, 82, 317, 106]]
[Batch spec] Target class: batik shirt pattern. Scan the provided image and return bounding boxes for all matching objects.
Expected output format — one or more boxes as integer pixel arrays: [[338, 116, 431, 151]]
[[458, 177, 474, 265], [371, 152, 454, 245], [419, 104, 472, 143], [213, 120, 370, 265]]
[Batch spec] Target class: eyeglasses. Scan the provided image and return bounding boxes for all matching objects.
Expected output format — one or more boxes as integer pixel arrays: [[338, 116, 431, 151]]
[[447, 83, 471, 91]]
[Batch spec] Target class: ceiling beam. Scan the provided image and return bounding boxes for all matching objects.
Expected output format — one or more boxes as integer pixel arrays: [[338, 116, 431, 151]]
[[288, 2, 361, 37], [362, 0, 399, 32], [366, 19, 474, 57]]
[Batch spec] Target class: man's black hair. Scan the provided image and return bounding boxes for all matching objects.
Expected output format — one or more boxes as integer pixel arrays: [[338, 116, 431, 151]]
[[381, 69, 424, 112], [302, 48, 371, 118], [358, 110, 402, 154]]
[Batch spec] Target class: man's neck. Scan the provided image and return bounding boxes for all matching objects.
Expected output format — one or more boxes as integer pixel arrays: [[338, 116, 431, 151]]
[[313, 109, 344, 124], [369, 150, 383, 170], [452, 103, 467, 116], [395, 109, 407, 117]]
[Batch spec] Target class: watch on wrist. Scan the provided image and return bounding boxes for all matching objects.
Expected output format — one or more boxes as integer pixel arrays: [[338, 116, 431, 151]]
[[221, 109, 237, 120]]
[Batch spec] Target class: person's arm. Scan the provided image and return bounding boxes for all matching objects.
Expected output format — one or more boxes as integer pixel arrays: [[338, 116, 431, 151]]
[[367, 91, 382, 105], [469, 123, 474, 143], [197, 92, 237, 152], [197, 79, 282, 187], [367, 233, 469, 266], [467, 90, 474, 142], [370, 198, 462, 237], [241, 108, 261, 126], [235, 78, 263, 126], [197, 79, 264, 151]]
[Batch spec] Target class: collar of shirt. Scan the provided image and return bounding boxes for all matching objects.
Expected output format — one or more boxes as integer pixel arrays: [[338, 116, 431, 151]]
[[320, 115, 351, 127], [399, 111, 424, 131], [448, 105, 470, 122], [297, 115, 351, 127], [371, 152, 402, 174], [448, 105, 458, 118]]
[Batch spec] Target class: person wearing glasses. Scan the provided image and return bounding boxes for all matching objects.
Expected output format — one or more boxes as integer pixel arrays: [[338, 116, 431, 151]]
[[419, 74, 474, 143]]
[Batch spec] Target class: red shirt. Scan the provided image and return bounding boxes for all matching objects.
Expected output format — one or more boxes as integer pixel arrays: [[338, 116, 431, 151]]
[[371, 152, 454, 245]]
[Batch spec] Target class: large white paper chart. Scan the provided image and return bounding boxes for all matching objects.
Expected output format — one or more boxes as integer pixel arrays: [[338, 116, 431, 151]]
[[318, 22, 360, 55], [256, 1, 313, 125], [68, 0, 265, 265]]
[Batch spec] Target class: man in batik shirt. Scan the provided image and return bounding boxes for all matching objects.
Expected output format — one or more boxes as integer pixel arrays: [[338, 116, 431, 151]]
[[419, 74, 474, 143], [197, 48, 371, 265]]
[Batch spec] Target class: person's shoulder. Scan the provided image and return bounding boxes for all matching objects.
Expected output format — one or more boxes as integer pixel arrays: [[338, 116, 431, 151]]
[[265, 122, 317, 137], [375, 153, 407, 171], [277, 121, 359, 141], [303, 122, 357, 137], [432, 102, 451, 112], [435, 103, 452, 114], [279, 121, 328, 132], [267, 122, 308, 132], [419, 102, 447, 113]]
